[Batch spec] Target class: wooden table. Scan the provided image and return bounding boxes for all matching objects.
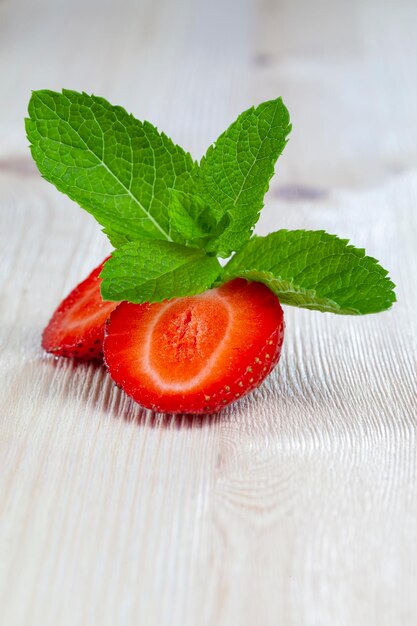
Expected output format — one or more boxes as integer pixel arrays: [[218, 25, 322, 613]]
[[1, 0, 416, 624]]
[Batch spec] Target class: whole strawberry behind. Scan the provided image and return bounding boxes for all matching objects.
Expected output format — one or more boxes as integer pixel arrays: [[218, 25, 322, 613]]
[[26, 90, 396, 414], [41, 257, 118, 360]]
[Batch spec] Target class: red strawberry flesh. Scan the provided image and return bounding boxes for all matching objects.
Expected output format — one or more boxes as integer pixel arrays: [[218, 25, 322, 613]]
[[42, 258, 119, 360], [104, 278, 284, 413]]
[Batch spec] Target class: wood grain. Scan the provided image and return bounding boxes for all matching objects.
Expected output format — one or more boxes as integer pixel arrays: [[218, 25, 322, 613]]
[[1, 0, 416, 624]]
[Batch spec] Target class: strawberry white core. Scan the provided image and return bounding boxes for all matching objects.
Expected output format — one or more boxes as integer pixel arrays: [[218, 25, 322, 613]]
[[143, 290, 232, 392]]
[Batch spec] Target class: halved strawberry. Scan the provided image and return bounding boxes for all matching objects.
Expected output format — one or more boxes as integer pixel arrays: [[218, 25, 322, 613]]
[[42, 258, 119, 360], [104, 279, 284, 413]]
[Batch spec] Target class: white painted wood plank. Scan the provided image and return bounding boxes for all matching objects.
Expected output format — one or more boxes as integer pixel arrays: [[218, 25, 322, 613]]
[[0, 0, 416, 625]]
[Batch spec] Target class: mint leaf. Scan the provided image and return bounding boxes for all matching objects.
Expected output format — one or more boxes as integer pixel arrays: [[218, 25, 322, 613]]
[[25, 90, 198, 247], [223, 230, 396, 314], [100, 240, 222, 303], [166, 190, 214, 248], [166, 189, 232, 251], [198, 98, 291, 257]]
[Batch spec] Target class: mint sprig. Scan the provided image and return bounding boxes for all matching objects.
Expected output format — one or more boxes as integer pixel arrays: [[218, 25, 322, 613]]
[[26, 89, 396, 315]]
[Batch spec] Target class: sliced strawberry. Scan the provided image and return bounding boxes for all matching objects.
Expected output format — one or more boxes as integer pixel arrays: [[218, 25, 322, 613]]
[[42, 258, 119, 360], [104, 279, 284, 414]]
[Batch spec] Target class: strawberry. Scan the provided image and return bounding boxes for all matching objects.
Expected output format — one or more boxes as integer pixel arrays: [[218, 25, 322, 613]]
[[104, 278, 284, 414], [42, 258, 119, 360]]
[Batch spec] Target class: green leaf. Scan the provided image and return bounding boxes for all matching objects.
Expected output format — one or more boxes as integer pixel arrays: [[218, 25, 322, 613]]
[[166, 190, 214, 248], [25, 89, 198, 247], [100, 240, 222, 303], [198, 98, 291, 257], [166, 189, 232, 251], [222, 230, 396, 314]]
